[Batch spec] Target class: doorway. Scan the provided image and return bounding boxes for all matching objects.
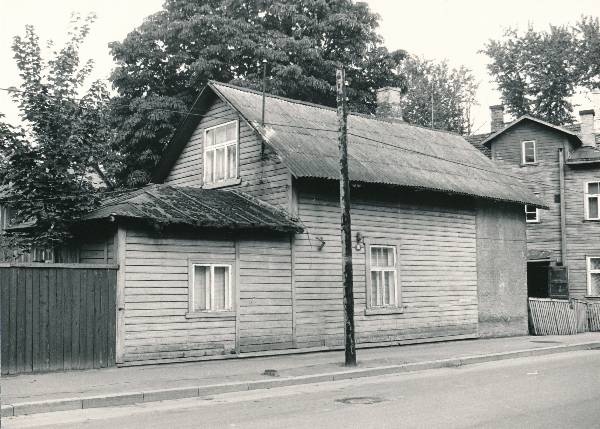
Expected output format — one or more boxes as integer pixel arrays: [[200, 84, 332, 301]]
[[527, 261, 550, 298]]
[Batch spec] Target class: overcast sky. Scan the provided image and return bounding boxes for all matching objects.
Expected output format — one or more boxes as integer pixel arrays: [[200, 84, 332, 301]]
[[1, 0, 598, 132]]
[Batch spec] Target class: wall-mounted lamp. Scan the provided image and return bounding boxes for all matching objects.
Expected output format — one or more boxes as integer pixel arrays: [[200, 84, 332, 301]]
[[315, 236, 326, 251], [355, 232, 364, 251]]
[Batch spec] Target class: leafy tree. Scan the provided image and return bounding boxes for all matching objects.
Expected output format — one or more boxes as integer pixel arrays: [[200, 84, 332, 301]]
[[483, 16, 600, 125], [108, 0, 406, 186], [0, 14, 114, 252], [399, 56, 478, 134]]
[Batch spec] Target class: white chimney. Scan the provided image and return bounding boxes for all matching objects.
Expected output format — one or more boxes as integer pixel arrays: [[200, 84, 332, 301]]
[[376, 87, 403, 121], [579, 109, 596, 147]]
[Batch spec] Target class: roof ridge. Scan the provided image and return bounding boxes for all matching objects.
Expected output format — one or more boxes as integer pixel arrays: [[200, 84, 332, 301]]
[[209, 80, 466, 139]]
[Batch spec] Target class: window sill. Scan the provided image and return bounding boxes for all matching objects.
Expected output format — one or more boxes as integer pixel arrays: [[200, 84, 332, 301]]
[[583, 218, 600, 222], [203, 178, 242, 190], [364, 307, 405, 316], [526, 221, 541, 224], [185, 311, 236, 321], [584, 295, 600, 300], [520, 162, 539, 167]]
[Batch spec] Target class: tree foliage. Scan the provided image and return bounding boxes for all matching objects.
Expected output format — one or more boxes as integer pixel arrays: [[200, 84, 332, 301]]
[[109, 0, 407, 186], [483, 16, 600, 125], [0, 14, 114, 251], [399, 56, 477, 134]]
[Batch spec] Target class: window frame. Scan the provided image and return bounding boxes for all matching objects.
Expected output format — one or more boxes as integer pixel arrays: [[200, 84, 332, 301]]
[[525, 205, 540, 223], [187, 261, 235, 317], [365, 241, 402, 315], [521, 140, 537, 165], [584, 181, 600, 221], [586, 256, 600, 297], [203, 120, 240, 187]]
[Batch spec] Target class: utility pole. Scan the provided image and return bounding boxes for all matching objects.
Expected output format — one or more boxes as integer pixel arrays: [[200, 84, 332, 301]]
[[261, 59, 267, 126], [431, 80, 434, 129], [336, 67, 356, 367]]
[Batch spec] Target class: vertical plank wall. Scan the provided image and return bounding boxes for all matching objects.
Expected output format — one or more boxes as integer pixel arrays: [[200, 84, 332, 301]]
[[164, 97, 291, 210], [0, 265, 116, 375], [293, 190, 479, 348]]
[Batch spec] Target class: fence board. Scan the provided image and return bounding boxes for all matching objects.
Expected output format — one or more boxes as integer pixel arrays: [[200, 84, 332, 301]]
[[529, 298, 600, 336], [0, 265, 117, 375]]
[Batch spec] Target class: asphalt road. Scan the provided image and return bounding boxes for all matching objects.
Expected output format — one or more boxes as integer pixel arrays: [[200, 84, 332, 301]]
[[5, 350, 600, 429]]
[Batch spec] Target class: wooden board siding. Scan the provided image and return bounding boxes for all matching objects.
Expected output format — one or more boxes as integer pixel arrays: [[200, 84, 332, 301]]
[[490, 122, 575, 264], [292, 189, 479, 349], [564, 167, 600, 298], [121, 228, 237, 363], [79, 235, 115, 264], [164, 97, 291, 210], [238, 235, 293, 352]]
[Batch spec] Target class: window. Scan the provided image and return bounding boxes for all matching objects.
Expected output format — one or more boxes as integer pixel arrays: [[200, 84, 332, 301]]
[[585, 181, 600, 220], [203, 121, 238, 186], [522, 140, 537, 164], [190, 264, 233, 312], [525, 205, 539, 223], [367, 245, 399, 309], [587, 257, 600, 296]]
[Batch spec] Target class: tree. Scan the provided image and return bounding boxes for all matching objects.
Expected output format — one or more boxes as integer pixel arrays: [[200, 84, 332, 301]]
[[399, 56, 477, 134], [0, 14, 114, 252], [483, 16, 600, 125], [108, 0, 406, 186]]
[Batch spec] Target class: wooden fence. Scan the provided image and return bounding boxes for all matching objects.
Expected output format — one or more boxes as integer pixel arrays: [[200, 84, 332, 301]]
[[0, 264, 117, 375], [528, 298, 600, 336]]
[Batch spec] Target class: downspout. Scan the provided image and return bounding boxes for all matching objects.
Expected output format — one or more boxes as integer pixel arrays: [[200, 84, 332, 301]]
[[558, 147, 567, 266]]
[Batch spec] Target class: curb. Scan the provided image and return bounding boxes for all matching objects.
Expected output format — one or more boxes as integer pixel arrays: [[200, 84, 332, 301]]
[[3, 341, 600, 418]]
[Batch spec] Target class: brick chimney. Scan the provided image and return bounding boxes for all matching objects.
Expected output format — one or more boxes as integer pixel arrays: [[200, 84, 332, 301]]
[[490, 105, 505, 133], [376, 87, 403, 121], [579, 109, 596, 147]]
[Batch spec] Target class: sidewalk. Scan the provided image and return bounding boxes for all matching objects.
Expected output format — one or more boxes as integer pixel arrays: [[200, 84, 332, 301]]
[[3, 333, 600, 417]]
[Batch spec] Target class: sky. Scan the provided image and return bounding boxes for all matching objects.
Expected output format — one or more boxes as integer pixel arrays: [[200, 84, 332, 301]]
[[1, 0, 599, 133]]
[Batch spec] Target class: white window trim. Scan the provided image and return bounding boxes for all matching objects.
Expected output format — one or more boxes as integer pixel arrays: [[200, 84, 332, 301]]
[[188, 262, 234, 315], [525, 205, 540, 223], [203, 120, 239, 187], [586, 257, 600, 296], [584, 181, 600, 221], [365, 241, 402, 315], [521, 140, 537, 165]]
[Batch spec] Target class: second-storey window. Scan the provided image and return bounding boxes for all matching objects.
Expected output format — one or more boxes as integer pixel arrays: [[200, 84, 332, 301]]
[[204, 121, 238, 185], [522, 140, 536, 164], [585, 181, 600, 220], [587, 257, 600, 296], [368, 245, 399, 308], [525, 205, 539, 223], [191, 264, 232, 312]]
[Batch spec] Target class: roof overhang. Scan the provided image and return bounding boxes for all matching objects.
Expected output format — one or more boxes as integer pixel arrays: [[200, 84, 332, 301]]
[[481, 115, 581, 147]]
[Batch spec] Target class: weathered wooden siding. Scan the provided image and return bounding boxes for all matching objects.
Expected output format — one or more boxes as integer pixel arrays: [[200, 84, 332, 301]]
[[238, 235, 293, 352], [164, 97, 291, 209], [564, 166, 600, 298], [490, 121, 574, 264], [121, 228, 237, 363], [120, 229, 294, 363], [293, 188, 479, 348], [79, 235, 115, 264]]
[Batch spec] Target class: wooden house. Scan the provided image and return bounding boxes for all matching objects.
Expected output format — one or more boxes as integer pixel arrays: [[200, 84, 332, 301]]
[[68, 82, 543, 365], [467, 107, 600, 302]]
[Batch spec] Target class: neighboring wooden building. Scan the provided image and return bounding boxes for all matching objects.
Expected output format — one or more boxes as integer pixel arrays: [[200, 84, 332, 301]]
[[467, 107, 600, 302], [69, 82, 542, 365]]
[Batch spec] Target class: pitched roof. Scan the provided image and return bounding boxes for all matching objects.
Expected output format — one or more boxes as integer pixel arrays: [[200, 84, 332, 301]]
[[567, 145, 600, 164], [82, 184, 302, 233], [464, 133, 492, 158], [156, 81, 545, 208], [479, 115, 581, 147]]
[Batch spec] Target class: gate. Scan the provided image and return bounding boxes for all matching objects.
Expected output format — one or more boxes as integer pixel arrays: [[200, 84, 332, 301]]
[[0, 263, 117, 375], [528, 297, 600, 335]]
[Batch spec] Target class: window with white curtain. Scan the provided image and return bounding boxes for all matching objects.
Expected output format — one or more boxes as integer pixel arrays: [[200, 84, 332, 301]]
[[203, 121, 238, 185], [367, 245, 399, 308], [191, 264, 232, 312], [585, 181, 600, 220]]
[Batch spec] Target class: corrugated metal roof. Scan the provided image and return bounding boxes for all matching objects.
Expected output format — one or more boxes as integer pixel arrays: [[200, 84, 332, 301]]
[[210, 82, 545, 207], [83, 184, 302, 233], [567, 145, 600, 164]]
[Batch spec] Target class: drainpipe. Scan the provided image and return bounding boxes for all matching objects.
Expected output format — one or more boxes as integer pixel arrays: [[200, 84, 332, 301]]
[[558, 147, 567, 266]]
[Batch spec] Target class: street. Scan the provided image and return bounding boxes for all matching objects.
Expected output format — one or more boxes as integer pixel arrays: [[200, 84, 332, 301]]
[[5, 350, 600, 429]]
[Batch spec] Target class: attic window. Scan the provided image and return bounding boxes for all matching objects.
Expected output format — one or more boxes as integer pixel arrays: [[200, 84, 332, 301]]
[[525, 205, 539, 223], [522, 140, 537, 164], [204, 120, 239, 186]]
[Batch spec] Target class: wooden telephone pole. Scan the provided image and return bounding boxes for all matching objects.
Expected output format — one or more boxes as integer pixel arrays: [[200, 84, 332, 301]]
[[336, 67, 356, 366]]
